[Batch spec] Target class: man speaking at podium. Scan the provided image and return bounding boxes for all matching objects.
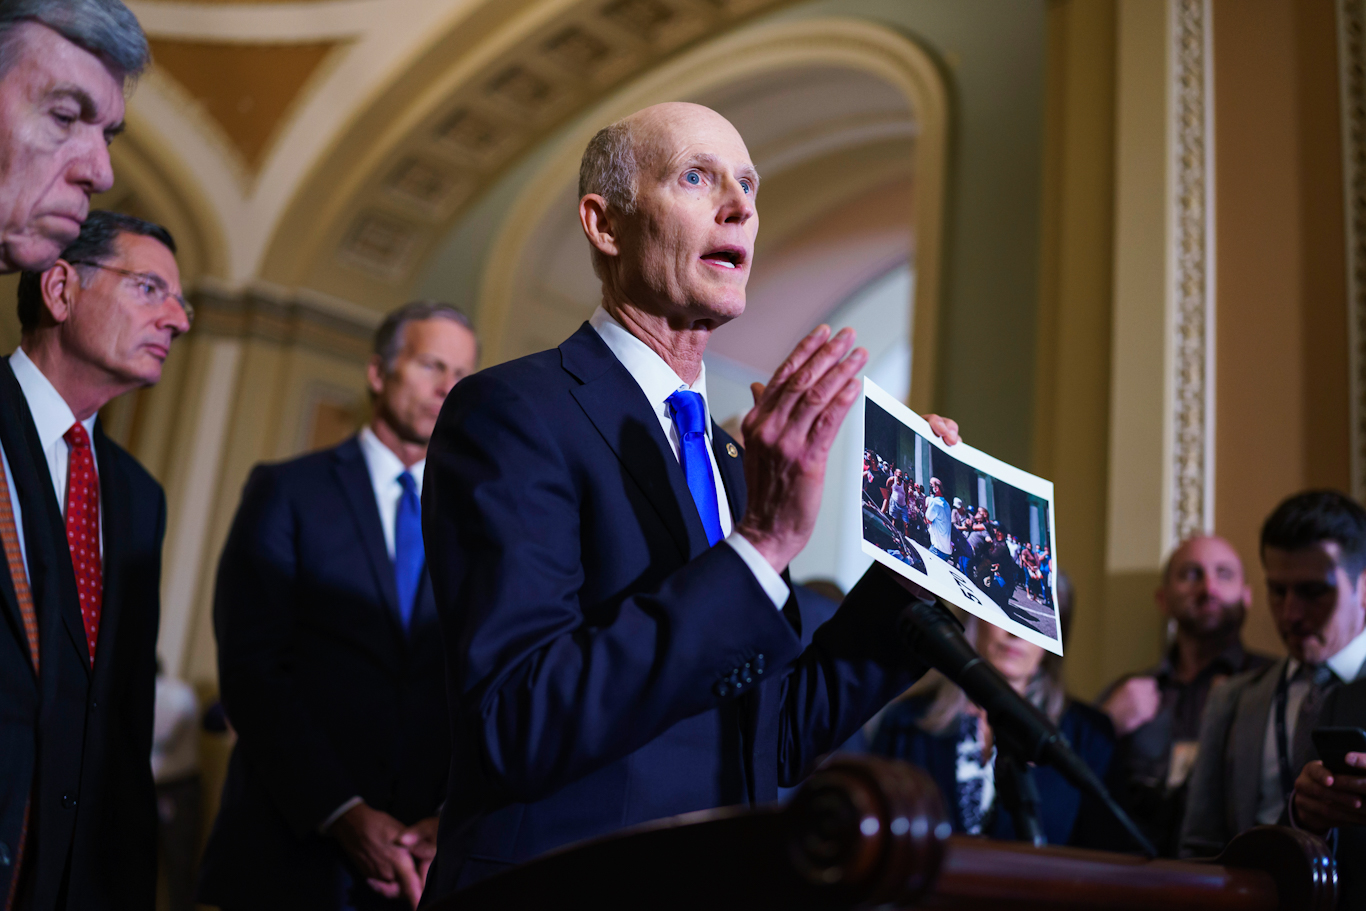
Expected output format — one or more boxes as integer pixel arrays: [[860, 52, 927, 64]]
[[419, 102, 959, 899]]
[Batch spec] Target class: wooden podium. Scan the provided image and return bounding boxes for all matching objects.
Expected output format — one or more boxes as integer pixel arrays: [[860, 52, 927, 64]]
[[433, 756, 1337, 910]]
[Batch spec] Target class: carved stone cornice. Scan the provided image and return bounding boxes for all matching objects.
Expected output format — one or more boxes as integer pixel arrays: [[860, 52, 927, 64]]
[[1169, 0, 1215, 545], [190, 280, 379, 363]]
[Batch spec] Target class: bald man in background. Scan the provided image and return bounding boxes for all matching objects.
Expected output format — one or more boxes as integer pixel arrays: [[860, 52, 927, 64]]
[[419, 101, 960, 900], [1097, 536, 1272, 856]]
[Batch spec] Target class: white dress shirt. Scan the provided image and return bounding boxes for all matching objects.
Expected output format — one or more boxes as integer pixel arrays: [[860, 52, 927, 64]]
[[588, 306, 788, 609], [317, 427, 427, 834], [1257, 625, 1366, 824], [357, 425, 425, 560], [0, 346, 101, 577]]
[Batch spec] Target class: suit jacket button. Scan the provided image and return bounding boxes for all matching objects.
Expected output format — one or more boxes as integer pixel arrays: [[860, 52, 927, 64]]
[[61, 793, 76, 809], [0, 841, 10, 866], [754, 654, 765, 672], [714, 681, 730, 697]]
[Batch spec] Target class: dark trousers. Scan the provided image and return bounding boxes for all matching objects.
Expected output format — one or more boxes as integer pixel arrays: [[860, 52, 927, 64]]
[[156, 776, 202, 911]]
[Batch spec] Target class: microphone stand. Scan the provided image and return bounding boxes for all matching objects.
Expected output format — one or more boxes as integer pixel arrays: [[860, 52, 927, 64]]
[[995, 746, 1046, 847], [900, 597, 1158, 858]]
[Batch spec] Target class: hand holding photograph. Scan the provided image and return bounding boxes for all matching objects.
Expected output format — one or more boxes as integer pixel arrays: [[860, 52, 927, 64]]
[[861, 378, 1063, 655]]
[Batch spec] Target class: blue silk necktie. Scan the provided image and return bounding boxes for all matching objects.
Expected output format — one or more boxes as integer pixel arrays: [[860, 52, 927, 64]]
[[394, 471, 423, 629], [666, 389, 723, 547]]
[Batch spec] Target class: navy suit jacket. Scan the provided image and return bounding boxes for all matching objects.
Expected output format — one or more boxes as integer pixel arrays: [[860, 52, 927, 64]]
[[871, 696, 1126, 849], [198, 437, 448, 911], [0, 357, 164, 910], [419, 323, 927, 900]]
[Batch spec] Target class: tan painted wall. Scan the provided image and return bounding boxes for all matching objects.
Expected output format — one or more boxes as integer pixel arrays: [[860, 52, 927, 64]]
[[1098, 0, 1171, 693], [1212, 0, 1351, 658], [1034, 0, 1118, 699]]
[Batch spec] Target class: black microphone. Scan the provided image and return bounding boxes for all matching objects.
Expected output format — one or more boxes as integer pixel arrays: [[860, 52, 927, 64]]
[[899, 597, 1157, 858]]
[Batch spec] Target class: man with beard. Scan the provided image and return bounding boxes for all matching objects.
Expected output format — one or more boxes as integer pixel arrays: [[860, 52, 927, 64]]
[[1097, 536, 1271, 856]]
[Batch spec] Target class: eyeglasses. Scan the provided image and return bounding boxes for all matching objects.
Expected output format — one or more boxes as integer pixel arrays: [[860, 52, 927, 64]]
[[67, 260, 194, 325]]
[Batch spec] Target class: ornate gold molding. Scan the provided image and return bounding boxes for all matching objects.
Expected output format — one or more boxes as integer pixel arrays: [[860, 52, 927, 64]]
[[1168, 0, 1215, 546], [1339, 0, 1366, 500]]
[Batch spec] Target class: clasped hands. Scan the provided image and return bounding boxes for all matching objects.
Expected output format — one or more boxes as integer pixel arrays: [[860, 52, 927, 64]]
[[736, 324, 959, 574], [1293, 753, 1366, 833], [330, 802, 438, 908]]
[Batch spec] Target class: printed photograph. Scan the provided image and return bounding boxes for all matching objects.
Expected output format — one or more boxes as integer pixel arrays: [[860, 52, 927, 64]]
[[861, 379, 1063, 653]]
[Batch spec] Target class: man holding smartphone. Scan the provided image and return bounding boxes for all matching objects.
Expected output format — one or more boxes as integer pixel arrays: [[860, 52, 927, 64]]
[[1179, 491, 1366, 860]]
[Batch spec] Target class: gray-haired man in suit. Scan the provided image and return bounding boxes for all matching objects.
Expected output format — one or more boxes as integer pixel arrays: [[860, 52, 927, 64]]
[[1178, 491, 1366, 858]]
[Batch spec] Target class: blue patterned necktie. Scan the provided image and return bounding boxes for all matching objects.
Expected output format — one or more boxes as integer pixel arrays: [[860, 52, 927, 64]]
[[666, 389, 723, 547], [394, 471, 424, 629]]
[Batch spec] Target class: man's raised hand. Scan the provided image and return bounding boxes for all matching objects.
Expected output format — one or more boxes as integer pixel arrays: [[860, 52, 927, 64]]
[[737, 326, 864, 572], [736, 326, 961, 573]]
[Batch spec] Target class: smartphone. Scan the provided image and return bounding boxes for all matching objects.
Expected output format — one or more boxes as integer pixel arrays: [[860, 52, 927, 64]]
[[1311, 726, 1366, 775]]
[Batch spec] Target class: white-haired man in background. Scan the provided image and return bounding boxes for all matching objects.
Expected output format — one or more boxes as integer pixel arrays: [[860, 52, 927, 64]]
[[0, 3, 149, 909]]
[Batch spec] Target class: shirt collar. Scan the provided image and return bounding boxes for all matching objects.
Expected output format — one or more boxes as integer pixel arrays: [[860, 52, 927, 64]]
[[589, 305, 713, 438], [358, 425, 424, 491], [10, 346, 93, 450], [1328, 625, 1366, 682], [1285, 625, 1366, 684]]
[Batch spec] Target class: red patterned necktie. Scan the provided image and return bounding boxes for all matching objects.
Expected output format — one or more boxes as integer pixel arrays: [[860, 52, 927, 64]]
[[63, 423, 101, 666]]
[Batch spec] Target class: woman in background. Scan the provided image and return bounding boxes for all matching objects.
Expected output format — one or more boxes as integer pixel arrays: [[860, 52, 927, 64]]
[[870, 575, 1126, 850]]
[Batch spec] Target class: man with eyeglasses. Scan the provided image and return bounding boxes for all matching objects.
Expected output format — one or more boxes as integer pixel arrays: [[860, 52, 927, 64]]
[[1, 209, 187, 909]]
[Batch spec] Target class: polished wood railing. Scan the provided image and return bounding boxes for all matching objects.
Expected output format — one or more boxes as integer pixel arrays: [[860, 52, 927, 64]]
[[433, 756, 1337, 910]]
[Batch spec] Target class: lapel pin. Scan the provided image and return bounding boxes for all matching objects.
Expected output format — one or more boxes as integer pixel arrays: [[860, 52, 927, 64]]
[[726, 443, 738, 458]]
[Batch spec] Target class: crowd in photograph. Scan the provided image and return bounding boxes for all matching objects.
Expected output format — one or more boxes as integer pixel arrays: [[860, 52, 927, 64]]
[[862, 449, 1053, 615]]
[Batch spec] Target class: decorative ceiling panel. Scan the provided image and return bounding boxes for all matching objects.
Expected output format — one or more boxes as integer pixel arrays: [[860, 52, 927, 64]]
[[148, 39, 339, 172]]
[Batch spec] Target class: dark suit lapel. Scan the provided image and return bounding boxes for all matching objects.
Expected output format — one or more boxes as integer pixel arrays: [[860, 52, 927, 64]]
[[332, 439, 406, 638], [0, 358, 90, 675], [561, 324, 711, 561], [91, 423, 129, 682], [711, 423, 746, 526], [410, 570, 437, 632]]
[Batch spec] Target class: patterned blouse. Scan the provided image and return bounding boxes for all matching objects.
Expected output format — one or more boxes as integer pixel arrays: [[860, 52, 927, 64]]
[[954, 713, 996, 835]]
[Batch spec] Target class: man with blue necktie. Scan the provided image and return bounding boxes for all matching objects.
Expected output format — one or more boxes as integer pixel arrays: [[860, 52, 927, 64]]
[[419, 102, 961, 899], [199, 302, 478, 911]]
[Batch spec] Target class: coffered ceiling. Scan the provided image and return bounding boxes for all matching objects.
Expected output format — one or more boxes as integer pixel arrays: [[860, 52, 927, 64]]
[[122, 0, 796, 306]]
